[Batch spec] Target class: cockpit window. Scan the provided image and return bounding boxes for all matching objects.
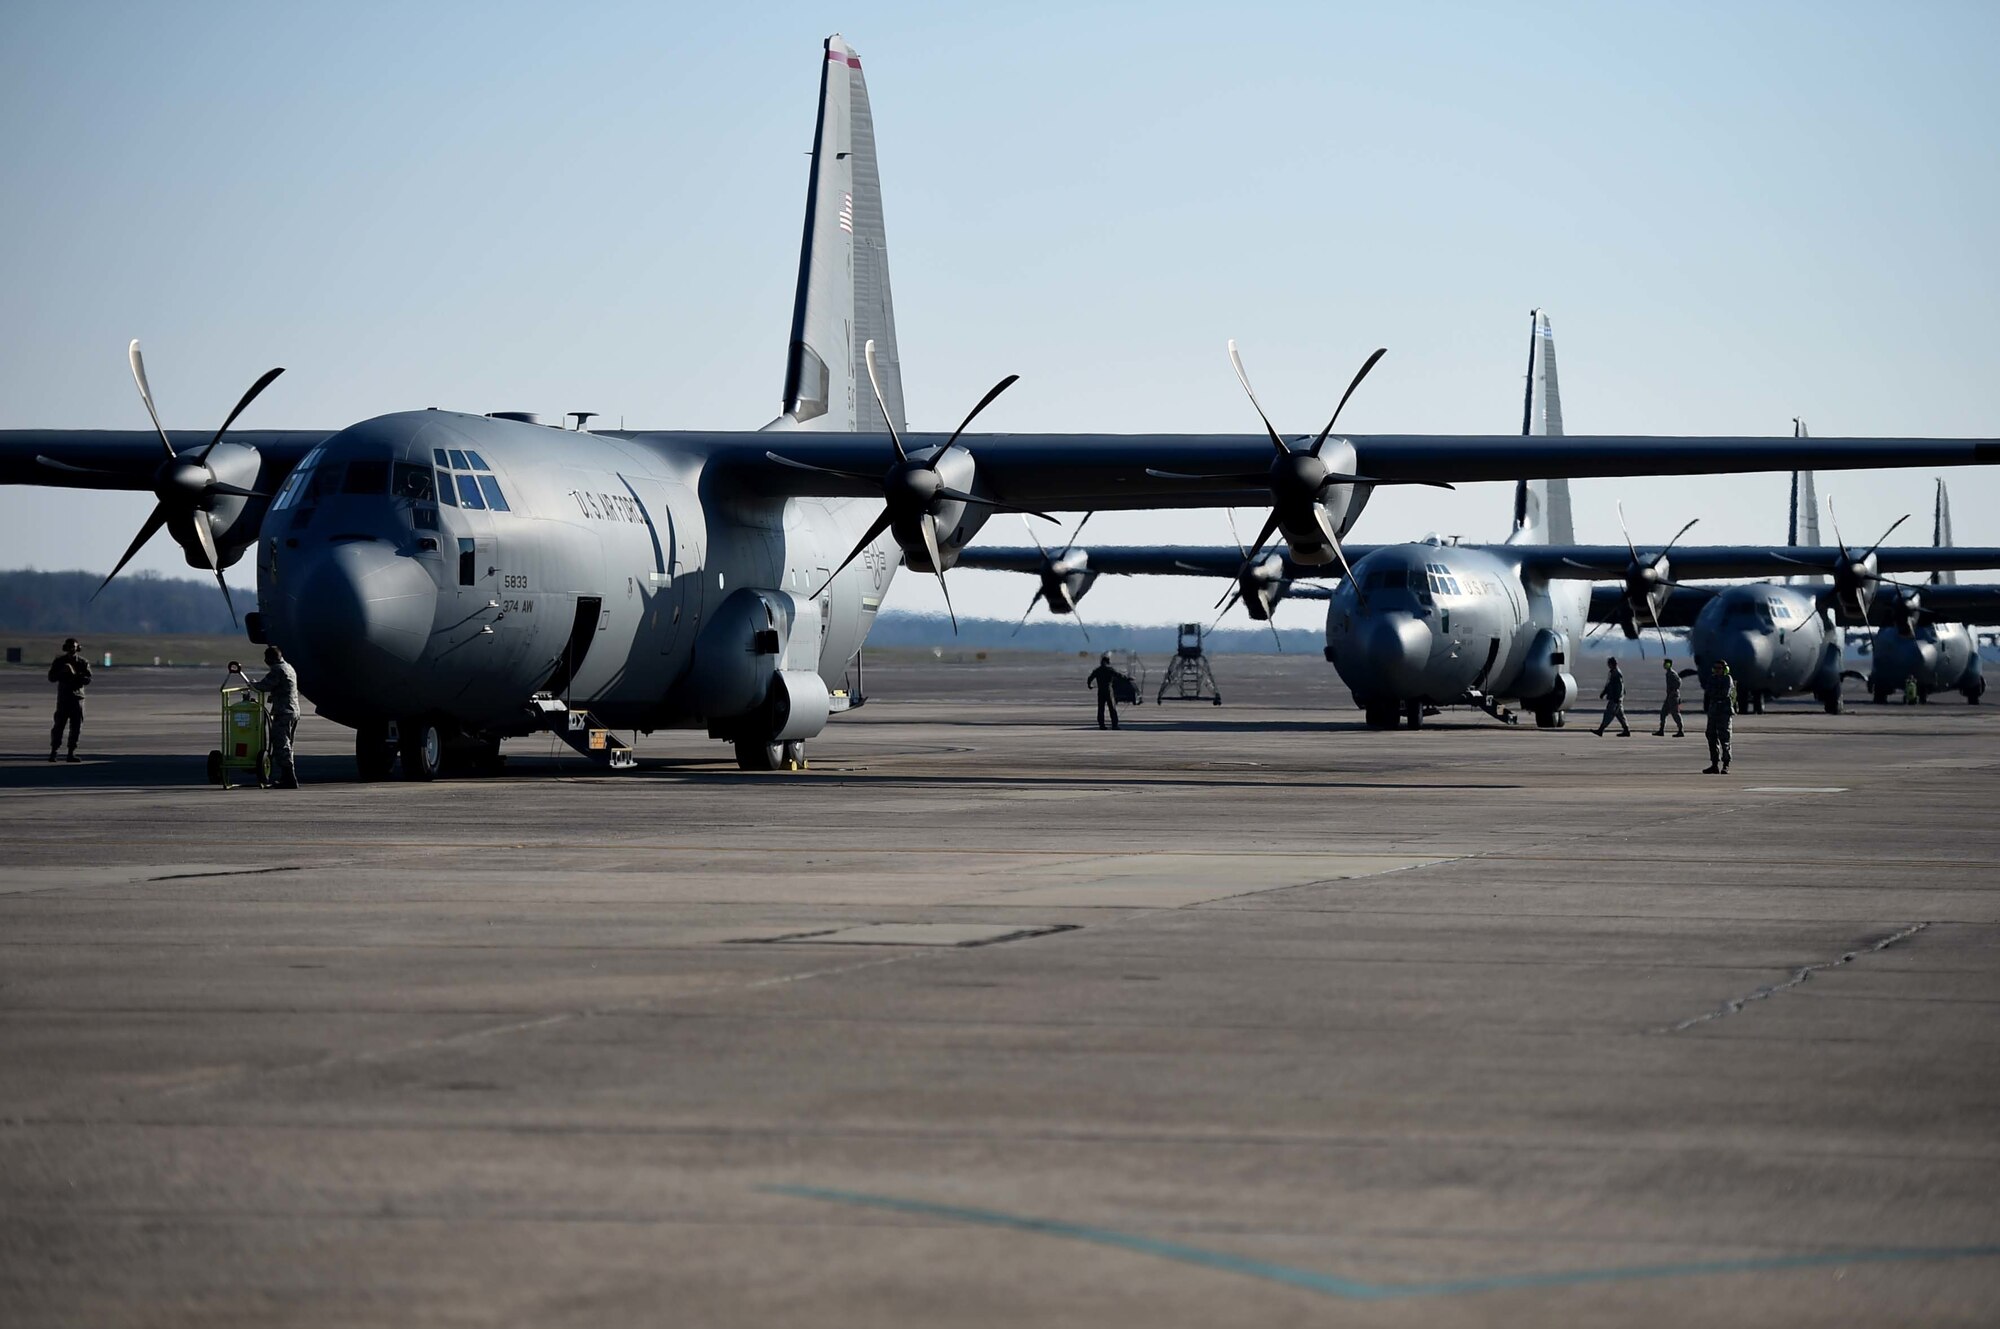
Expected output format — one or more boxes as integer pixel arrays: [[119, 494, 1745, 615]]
[[432, 448, 451, 468], [464, 451, 492, 471], [392, 462, 436, 501], [448, 449, 470, 470], [436, 469, 457, 506], [306, 464, 344, 503], [455, 474, 487, 509], [344, 459, 389, 495], [475, 475, 510, 512]]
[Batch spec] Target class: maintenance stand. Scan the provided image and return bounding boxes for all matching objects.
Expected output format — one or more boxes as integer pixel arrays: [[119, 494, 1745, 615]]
[[1156, 622, 1222, 705]]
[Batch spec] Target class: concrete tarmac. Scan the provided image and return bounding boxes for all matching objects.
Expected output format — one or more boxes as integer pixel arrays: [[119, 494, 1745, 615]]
[[2, 656, 1997, 1326]]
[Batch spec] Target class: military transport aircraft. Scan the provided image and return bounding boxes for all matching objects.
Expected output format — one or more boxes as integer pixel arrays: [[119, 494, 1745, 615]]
[[4, 38, 2000, 775], [960, 314, 2000, 729], [1642, 476, 1999, 710]]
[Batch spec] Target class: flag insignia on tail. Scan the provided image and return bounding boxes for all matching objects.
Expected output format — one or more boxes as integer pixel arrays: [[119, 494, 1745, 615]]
[[838, 193, 854, 234]]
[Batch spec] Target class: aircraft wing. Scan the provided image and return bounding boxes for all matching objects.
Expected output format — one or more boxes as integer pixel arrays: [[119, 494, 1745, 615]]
[[954, 545, 1373, 578], [698, 431, 2000, 510], [1517, 545, 2000, 580], [0, 430, 331, 491], [1874, 586, 2000, 626]]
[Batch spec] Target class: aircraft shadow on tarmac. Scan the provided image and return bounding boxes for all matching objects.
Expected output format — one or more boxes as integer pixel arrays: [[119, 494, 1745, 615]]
[[0, 751, 1512, 794]]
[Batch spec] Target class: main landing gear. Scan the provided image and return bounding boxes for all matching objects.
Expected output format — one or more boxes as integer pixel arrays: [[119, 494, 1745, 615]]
[[355, 718, 485, 782], [733, 739, 807, 772]]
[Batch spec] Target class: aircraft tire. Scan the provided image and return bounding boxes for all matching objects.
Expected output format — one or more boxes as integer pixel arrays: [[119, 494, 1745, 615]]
[[355, 723, 396, 781], [734, 739, 784, 771], [1404, 702, 1424, 730], [1533, 709, 1559, 729], [1823, 695, 1842, 715], [400, 721, 443, 782], [1363, 702, 1400, 730], [1873, 688, 1890, 705], [782, 740, 807, 770]]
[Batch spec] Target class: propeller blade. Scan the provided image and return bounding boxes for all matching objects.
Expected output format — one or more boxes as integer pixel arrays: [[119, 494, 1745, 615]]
[[188, 506, 221, 572], [1069, 604, 1091, 644], [1143, 468, 1267, 484], [1224, 507, 1248, 560], [1213, 581, 1240, 610], [935, 569, 957, 634], [1059, 510, 1094, 558], [1616, 499, 1641, 565], [90, 503, 170, 601], [1560, 557, 1606, 571], [1861, 513, 1911, 561], [1172, 561, 1213, 574], [1241, 508, 1284, 567], [1267, 614, 1285, 653], [1021, 512, 1049, 559], [810, 507, 896, 597], [863, 339, 906, 463], [1310, 347, 1387, 455], [205, 481, 267, 499], [1326, 527, 1359, 589], [763, 451, 882, 484], [1226, 339, 1292, 457], [1826, 496, 1846, 552], [918, 511, 945, 581], [1769, 552, 1818, 568], [940, 374, 1020, 451], [1659, 516, 1700, 558], [127, 341, 175, 461], [1208, 590, 1241, 635], [933, 486, 1057, 521], [214, 567, 238, 626], [1011, 593, 1039, 636], [35, 455, 124, 476], [198, 366, 285, 462]]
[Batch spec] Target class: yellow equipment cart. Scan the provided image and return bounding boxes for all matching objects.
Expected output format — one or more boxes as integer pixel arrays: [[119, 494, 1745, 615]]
[[213, 665, 270, 789]]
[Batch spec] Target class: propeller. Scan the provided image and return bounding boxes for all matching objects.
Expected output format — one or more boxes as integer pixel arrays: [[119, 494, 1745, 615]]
[[778, 340, 1051, 633], [1815, 497, 1913, 621], [1207, 509, 1286, 650], [1011, 511, 1096, 640], [1597, 501, 1698, 654], [1193, 340, 1449, 578], [73, 342, 284, 624]]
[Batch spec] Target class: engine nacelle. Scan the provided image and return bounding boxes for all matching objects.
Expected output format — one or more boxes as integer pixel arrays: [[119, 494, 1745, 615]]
[[1274, 437, 1370, 566], [676, 588, 828, 741], [1512, 626, 1577, 713]]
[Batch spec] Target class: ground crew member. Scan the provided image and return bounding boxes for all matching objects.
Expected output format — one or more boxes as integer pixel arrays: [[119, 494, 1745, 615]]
[[47, 637, 91, 763], [1903, 676, 1920, 705], [1654, 657, 1685, 737], [1701, 659, 1736, 774], [249, 645, 301, 788], [1592, 658, 1630, 736], [1085, 652, 1122, 730]]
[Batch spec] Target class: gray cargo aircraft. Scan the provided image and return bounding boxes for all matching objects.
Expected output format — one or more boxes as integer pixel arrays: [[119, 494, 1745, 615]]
[[962, 314, 2000, 729], [5, 40, 2000, 774], [1639, 476, 1997, 709]]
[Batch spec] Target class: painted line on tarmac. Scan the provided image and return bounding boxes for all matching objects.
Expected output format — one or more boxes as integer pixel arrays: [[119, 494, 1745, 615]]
[[765, 1184, 2000, 1301]]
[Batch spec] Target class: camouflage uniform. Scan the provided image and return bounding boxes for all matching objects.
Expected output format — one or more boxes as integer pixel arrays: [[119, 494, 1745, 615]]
[[1701, 664, 1736, 773], [47, 645, 91, 762], [1655, 662, 1684, 736], [1592, 662, 1630, 736], [253, 653, 302, 788]]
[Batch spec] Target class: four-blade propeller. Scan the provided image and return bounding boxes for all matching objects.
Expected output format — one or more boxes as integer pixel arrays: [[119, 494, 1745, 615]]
[[43, 342, 285, 625]]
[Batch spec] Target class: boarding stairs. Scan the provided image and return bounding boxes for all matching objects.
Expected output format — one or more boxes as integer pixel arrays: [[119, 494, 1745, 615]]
[[527, 693, 637, 770]]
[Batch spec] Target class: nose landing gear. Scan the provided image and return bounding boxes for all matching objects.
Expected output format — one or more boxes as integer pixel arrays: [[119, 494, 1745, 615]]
[[734, 739, 808, 771]]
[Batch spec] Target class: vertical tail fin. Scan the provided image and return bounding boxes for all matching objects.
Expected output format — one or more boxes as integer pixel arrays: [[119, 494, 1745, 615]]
[[769, 35, 905, 434], [1510, 309, 1572, 545], [1786, 420, 1820, 585], [1933, 478, 1955, 586]]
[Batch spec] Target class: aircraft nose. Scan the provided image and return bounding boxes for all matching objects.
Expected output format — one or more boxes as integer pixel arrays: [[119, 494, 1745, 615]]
[[291, 541, 437, 671], [1360, 610, 1433, 693], [1722, 631, 1774, 682]]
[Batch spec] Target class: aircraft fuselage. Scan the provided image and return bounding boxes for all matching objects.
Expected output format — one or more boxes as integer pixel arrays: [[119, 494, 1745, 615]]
[[254, 411, 898, 742]]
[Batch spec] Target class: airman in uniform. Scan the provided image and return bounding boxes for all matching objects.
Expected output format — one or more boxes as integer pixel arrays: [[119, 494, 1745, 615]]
[[1654, 657, 1685, 737], [1592, 658, 1631, 736], [47, 637, 91, 763], [250, 645, 302, 788], [1085, 652, 1123, 730], [1701, 658, 1736, 774]]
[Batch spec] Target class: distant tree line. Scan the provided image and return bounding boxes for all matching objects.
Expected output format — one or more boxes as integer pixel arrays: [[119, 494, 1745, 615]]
[[0, 569, 241, 634], [0, 567, 1320, 652]]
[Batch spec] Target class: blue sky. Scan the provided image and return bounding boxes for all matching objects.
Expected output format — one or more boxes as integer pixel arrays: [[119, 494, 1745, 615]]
[[3, 1, 1996, 625]]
